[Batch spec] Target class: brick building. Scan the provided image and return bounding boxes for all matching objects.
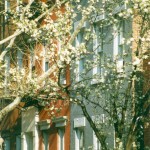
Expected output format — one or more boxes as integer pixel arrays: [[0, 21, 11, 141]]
[[0, 0, 71, 150], [0, 0, 149, 150]]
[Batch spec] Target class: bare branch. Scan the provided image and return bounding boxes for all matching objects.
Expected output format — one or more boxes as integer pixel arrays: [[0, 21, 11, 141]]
[[0, 30, 22, 46], [0, 37, 16, 61], [37, 64, 57, 85], [0, 97, 21, 121]]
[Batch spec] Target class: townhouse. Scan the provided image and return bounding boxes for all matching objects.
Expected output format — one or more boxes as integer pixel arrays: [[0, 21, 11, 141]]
[[0, 0, 71, 150], [70, 0, 150, 149], [0, 0, 149, 150]]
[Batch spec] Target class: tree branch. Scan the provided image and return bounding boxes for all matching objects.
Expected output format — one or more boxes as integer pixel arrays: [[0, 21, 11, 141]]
[[37, 64, 57, 84], [0, 30, 22, 46], [0, 97, 21, 122], [0, 36, 16, 61], [79, 100, 108, 150]]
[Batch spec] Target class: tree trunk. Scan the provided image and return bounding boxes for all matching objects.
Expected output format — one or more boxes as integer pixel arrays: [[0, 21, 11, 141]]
[[79, 101, 108, 150], [125, 134, 134, 150]]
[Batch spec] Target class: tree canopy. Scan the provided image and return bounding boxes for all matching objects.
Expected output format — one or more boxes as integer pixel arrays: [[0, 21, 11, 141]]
[[0, 0, 149, 149]]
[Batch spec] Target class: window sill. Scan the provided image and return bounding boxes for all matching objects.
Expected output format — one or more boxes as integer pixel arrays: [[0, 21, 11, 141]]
[[91, 78, 104, 85]]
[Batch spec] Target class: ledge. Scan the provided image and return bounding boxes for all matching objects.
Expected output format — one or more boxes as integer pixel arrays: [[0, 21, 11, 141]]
[[74, 117, 86, 128], [52, 116, 68, 128], [38, 119, 51, 130]]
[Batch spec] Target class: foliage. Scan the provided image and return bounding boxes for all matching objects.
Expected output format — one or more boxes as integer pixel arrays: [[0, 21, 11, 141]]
[[0, 0, 149, 149]]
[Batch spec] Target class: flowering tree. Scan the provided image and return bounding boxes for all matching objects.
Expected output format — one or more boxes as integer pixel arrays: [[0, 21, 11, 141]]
[[0, 0, 149, 149], [68, 0, 150, 149]]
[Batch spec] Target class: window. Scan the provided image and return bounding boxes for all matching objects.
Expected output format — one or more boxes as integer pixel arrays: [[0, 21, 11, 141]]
[[93, 131, 101, 150], [75, 129, 84, 150], [79, 57, 85, 76], [74, 117, 86, 150], [113, 21, 124, 72], [4, 137, 10, 150], [17, 50, 23, 70], [43, 131, 49, 150], [92, 114, 105, 125], [74, 21, 88, 81], [60, 68, 66, 85], [4, 55, 10, 94], [76, 31, 85, 81], [4, 0, 10, 21], [25, 132, 33, 150], [58, 128, 65, 150], [16, 0, 21, 11], [42, 43, 48, 72], [21, 107, 39, 150], [92, 114, 105, 150], [38, 119, 51, 150], [92, 24, 104, 84], [5, 55, 10, 76], [16, 135, 21, 150], [93, 25, 103, 53], [52, 116, 67, 150], [45, 61, 49, 72]]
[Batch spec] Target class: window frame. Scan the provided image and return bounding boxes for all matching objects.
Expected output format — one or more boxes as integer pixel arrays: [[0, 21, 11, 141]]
[[4, 0, 10, 21], [113, 21, 125, 72], [74, 21, 88, 82], [4, 55, 10, 94], [93, 131, 101, 150], [43, 130, 49, 150], [75, 128, 85, 150], [16, 135, 21, 150], [17, 50, 23, 70], [58, 128, 65, 150], [4, 137, 10, 150], [91, 24, 104, 84]]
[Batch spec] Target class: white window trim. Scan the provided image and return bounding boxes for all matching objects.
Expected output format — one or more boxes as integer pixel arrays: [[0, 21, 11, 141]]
[[22, 131, 37, 150], [74, 117, 86, 150], [57, 41, 67, 85], [16, 0, 20, 11], [74, 21, 88, 82], [113, 23, 124, 72], [38, 119, 51, 130], [75, 128, 84, 150], [91, 2, 126, 23], [93, 131, 101, 150], [17, 50, 23, 70], [52, 116, 68, 128], [25, 132, 33, 150], [91, 25, 104, 84], [91, 13, 105, 23], [16, 135, 21, 150], [74, 117, 86, 128], [4, 0, 10, 20], [112, 4, 127, 14], [29, 50, 35, 77], [92, 114, 105, 125], [4, 137, 10, 150], [53, 116, 68, 150], [21, 107, 39, 150], [4, 55, 10, 94], [42, 43, 50, 73], [38, 119, 50, 150], [43, 131, 49, 150], [58, 128, 65, 150], [60, 68, 67, 85], [39, 44, 46, 73], [75, 129, 80, 150], [92, 114, 105, 150], [45, 61, 49, 72]]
